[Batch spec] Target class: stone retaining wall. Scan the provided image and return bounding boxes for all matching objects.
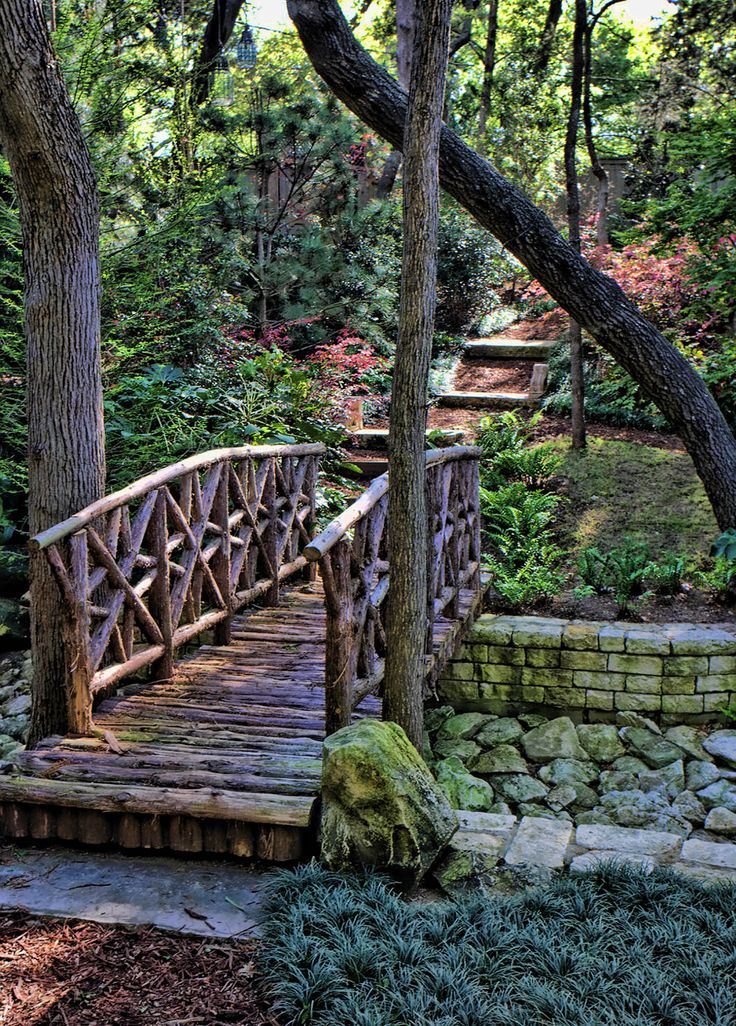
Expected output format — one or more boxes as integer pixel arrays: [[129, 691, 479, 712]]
[[438, 616, 736, 724]]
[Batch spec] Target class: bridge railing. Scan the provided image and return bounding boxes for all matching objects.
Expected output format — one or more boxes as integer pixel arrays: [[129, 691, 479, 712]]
[[304, 446, 481, 735], [31, 443, 325, 734]]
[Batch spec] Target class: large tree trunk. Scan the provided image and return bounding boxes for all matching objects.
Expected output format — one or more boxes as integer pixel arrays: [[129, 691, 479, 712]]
[[0, 0, 106, 743], [286, 0, 736, 530], [564, 0, 586, 450], [384, 0, 452, 749], [191, 0, 245, 106]]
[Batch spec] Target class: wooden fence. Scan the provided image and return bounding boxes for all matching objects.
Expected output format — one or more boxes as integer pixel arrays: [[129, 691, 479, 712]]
[[30, 443, 324, 734], [304, 446, 481, 735]]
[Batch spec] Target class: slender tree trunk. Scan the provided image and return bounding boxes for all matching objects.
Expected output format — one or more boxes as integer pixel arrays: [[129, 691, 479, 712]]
[[191, 0, 244, 106], [565, 0, 586, 450], [384, 0, 452, 749], [374, 0, 414, 200], [0, 0, 106, 743], [477, 0, 498, 157], [533, 0, 563, 74], [286, 0, 736, 530], [583, 24, 609, 248]]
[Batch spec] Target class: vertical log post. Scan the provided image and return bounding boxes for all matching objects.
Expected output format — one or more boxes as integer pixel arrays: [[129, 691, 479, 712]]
[[322, 540, 355, 735], [263, 458, 280, 606], [149, 489, 174, 680], [425, 467, 437, 658], [66, 532, 93, 734], [212, 465, 232, 646], [468, 455, 482, 591], [302, 455, 319, 582], [447, 461, 461, 619]]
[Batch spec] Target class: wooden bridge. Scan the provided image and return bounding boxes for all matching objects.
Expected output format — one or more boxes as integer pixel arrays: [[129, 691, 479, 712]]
[[0, 443, 484, 861]]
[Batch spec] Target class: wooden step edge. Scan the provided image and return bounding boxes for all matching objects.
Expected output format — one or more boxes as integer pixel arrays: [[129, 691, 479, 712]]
[[0, 774, 316, 828], [467, 336, 557, 346]]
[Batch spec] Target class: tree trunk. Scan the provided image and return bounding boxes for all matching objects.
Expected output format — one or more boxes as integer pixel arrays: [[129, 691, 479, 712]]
[[533, 0, 563, 74], [286, 0, 736, 530], [583, 23, 609, 249], [384, 0, 452, 749], [477, 0, 498, 157], [374, 0, 414, 200], [191, 0, 244, 106], [0, 0, 106, 743], [565, 0, 586, 450]]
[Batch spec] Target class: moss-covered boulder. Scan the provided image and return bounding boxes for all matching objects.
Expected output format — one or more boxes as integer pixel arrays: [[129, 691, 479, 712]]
[[435, 756, 495, 811], [320, 720, 458, 884]]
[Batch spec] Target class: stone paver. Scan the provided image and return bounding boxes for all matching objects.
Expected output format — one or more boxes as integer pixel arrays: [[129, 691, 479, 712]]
[[504, 816, 572, 869], [449, 831, 507, 860], [569, 850, 656, 874], [575, 823, 682, 858], [456, 811, 517, 834], [681, 837, 736, 871], [0, 847, 269, 937], [670, 862, 736, 885]]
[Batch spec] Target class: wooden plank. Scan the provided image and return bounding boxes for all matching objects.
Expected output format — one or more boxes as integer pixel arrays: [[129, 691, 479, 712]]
[[0, 776, 316, 827]]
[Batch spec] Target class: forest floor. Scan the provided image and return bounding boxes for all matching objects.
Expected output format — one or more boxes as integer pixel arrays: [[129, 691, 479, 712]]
[[0, 912, 273, 1026]]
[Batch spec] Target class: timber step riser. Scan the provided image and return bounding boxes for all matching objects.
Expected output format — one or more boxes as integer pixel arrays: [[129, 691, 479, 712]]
[[437, 391, 535, 409], [463, 341, 554, 359], [0, 802, 310, 862]]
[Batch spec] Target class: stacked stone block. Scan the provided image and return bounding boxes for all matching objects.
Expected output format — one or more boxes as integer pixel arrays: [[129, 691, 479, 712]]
[[439, 616, 736, 724]]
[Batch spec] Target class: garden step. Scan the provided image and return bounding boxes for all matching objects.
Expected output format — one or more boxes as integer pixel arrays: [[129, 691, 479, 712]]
[[437, 391, 537, 410], [465, 339, 556, 360], [346, 457, 389, 479], [351, 428, 465, 449]]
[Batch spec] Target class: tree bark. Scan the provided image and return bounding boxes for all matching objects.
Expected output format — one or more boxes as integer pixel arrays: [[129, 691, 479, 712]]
[[384, 0, 452, 749], [477, 0, 498, 157], [191, 0, 244, 106], [286, 0, 736, 530], [533, 0, 563, 74], [564, 0, 586, 450], [0, 0, 106, 743]]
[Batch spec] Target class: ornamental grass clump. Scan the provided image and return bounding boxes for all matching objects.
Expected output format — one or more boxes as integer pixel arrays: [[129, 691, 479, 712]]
[[262, 861, 736, 1026]]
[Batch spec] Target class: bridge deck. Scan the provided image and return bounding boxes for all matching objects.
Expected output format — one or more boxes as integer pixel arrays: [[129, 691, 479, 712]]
[[0, 579, 480, 861]]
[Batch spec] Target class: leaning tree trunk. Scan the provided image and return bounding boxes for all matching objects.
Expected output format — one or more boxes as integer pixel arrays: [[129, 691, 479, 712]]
[[286, 0, 736, 530], [0, 0, 106, 743], [384, 0, 452, 749], [564, 0, 587, 450]]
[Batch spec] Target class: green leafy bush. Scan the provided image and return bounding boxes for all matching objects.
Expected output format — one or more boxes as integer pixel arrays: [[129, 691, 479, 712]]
[[492, 445, 562, 489]]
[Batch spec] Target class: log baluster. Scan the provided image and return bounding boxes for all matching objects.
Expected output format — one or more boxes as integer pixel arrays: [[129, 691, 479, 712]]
[[263, 458, 280, 606], [212, 464, 232, 646], [67, 532, 93, 734], [149, 488, 174, 681], [322, 539, 355, 735]]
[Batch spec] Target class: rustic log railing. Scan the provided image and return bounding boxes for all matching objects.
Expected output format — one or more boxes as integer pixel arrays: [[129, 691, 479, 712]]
[[30, 443, 324, 735], [304, 446, 482, 735]]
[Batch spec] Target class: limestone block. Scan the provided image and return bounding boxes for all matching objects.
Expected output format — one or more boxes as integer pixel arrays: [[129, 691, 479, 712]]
[[664, 656, 709, 676], [608, 654, 664, 676], [570, 850, 656, 874], [525, 648, 561, 668], [575, 823, 682, 857], [681, 837, 736, 870], [504, 816, 573, 868], [560, 650, 608, 671], [562, 623, 602, 650]]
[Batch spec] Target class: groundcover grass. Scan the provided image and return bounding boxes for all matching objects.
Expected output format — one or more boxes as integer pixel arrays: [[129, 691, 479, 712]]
[[261, 862, 736, 1026]]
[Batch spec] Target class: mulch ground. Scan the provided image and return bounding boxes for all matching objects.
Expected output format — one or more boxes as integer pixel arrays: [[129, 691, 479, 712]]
[[452, 358, 532, 393], [0, 913, 274, 1026], [530, 413, 686, 452]]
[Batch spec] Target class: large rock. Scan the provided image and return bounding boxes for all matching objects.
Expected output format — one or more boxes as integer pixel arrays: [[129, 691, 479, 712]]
[[433, 738, 481, 763], [702, 730, 736, 770], [685, 760, 721, 792], [522, 717, 590, 763], [476, 717, 523, 749], [493, 774, 549, 804], [469, 744, 528, 776], [705, 807, 736, 835], [664, 726, 713, 763], [320, 720, 457, 883], [539, 758, 598, 787], [672, 790, 706, 826], [576, 724, 625, 763], [435, 756, 495, 812], [438, 712, 491, 741], [638, 759, 685, 800], [619, 727, 684, 768], [697, 779, 736, 813]]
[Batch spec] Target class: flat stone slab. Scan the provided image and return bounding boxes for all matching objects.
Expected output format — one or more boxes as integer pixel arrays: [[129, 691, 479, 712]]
[[671, 862, 736, 885], [504, 816, 572, 869], [681, 837, 736, 871], [569, 850, 656, 874], [576, 824, 682, 858], [0, 847, 269, 937], [449, 831, 507, 860], [456, 811, 517, 834]]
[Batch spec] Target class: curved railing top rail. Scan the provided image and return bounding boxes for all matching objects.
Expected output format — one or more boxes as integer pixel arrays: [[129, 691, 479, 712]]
[[30, 442, 327, 552], [304, 444, 481, 563]]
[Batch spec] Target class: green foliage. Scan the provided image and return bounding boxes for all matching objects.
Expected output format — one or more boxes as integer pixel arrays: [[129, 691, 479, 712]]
[[695, 557, 736, 606], [262, 861, 736, 1026], [712, 529, 736, 561], [485, 544, 564, 610], [576, 540, 689, 614], [492, 445, 562, 489]]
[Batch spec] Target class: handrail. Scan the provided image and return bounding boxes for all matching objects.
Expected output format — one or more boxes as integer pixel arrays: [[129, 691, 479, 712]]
[[37, 443, 324, 734], [304, 445, 481, 562], [31, 442, 326, 551], [313, 444, 482, 735]]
